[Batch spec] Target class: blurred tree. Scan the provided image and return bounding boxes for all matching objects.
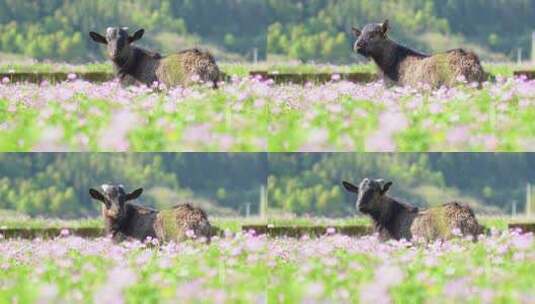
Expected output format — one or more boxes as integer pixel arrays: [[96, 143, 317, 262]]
[[0, 153, 266, 218], [267, 153, 535, 216], [1, 0, 533, 62]]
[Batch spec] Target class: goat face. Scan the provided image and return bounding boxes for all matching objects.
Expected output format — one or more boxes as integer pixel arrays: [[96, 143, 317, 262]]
[[89, 27, 145, 61], [89, 184, 143, 220], [343, 178, 392, 214], [352, 20, 389, 57]]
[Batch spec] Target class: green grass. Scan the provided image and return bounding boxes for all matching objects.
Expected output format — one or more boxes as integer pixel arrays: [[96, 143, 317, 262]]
[[0, 210, 103, 229], [0, 62, 527, 77], [0, 212, 262, 233], [267, 216, 371, 227], [4, 226, 532, 304], [0, 215, 533, 303], [0, 62, 113, 74], [267, 215, 523, 230], [1, 62, 535, 152], [0, 213, 520, 231], [484, 62, 535, 77], [478, 216, 514, 230], [0, 62, 378, 75], [255, 62, 525, 77], [257, 63, 377, 74]]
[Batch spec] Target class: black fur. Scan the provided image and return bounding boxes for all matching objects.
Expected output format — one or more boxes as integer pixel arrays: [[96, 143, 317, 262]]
[[113, 46, 161, 85], [371, 43, 427, 82], [103, 202, 159, 241], [366, 197, 418, 240]]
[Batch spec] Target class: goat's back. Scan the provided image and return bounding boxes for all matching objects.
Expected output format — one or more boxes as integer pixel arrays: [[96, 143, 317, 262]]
[[156, 49, 220, 87], [411, 202, 482, 241], [156, 203, 212, 242], [399, 48, 485, 88]]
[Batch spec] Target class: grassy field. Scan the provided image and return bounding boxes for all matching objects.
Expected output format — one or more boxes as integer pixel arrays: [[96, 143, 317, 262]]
[[0, 61, 530, 77], [2, 62, 535, 152], [267, 215, 519, 231], [0, 62, 379, 79], [0, 212, 524, 233], [0, 212, 263, 233], [0, 215, 533, 303]]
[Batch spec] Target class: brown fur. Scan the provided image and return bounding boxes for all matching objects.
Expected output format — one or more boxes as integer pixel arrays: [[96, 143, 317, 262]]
[[374, 197, 483, 241], [89, 28, 220, 88], [399, 49, 486, 88], [91, 184, 212, 243], [353, 21, 487, 88], [153, 203, 212, 242], [410, 202, 483, 241], [155, 49, 221, 88], [120, 47, 220, 88], [343, 179, 483, 241], [102, 202, 212, 243]]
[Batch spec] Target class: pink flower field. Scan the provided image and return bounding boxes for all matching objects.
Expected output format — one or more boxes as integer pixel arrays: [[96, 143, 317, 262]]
[[0, 228, 533, 303], [1, 75, 534, 152]]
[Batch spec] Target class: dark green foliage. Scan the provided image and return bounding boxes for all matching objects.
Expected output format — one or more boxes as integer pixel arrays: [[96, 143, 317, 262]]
[[0, 1, 533, 62], [0, 154, 266, 217], [267, 0, 535, 62], [268, 153, 535, 216], [268, 154, 443, 216], [1, 153, 533, 218], [0, 0, 267, 61]]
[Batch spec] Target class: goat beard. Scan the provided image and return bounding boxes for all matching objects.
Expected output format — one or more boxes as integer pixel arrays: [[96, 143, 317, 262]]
[[356, 48, 370, 57]]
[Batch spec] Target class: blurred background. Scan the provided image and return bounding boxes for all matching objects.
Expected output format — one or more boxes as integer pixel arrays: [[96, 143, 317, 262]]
[[1, 153, 535, 220], [266, 0, 535, 63], [0, 0, 269, 63], [0, 153, 268, 219], [1, 0, 535, 64], [268, 153, 535, 218]]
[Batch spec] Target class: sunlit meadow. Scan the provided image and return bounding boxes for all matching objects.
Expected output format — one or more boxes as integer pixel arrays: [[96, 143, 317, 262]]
[[0, 227, 533, 303], [0, 64, 535, 152], [0, 76, 268, 152], [269, 76, 535, 152]]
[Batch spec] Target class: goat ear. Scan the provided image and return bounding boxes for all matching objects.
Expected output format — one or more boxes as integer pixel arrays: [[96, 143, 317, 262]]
[[128, 29, 145, 43], [352, 27, 362, 37], [89, 188, 106, 202], [381, 19, 390, 35], [126, 188, 143, 201], [342, 181, 359, 194], [381, 181, 393, 194], [89, 32, 107, 44]]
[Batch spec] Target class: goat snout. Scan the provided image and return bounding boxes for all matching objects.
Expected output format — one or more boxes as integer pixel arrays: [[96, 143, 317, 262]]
[[106, 208, 120, 219], [354, 41, 365, 51]]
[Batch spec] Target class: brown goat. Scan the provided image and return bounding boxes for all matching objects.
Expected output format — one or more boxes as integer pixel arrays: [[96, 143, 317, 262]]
[[352, 20, 486, 88], [89, 27, 220, 88], [343, 178, 483, 241], [89, 184, 212, 243]]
